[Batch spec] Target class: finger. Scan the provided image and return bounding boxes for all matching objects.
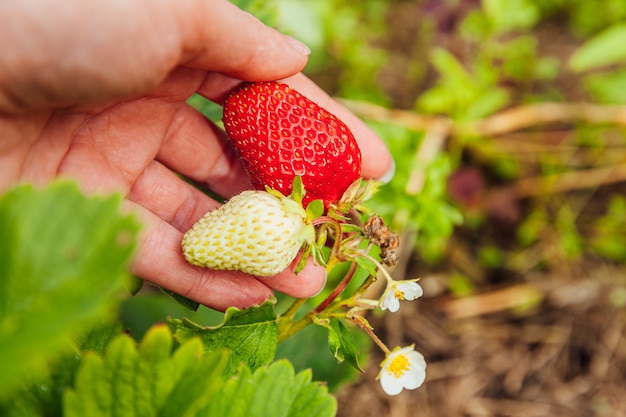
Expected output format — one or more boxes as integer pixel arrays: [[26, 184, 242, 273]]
[[155, 102, 251, 199], [127, 160, 220, 232], [196, 72, 394, 181], [177, 0, 310, 81], [258, 255, 327, 299]]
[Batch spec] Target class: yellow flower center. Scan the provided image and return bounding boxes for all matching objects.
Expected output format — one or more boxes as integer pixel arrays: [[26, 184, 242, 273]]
[[394, 288, 405, 301], [388, 353, 410, 378]]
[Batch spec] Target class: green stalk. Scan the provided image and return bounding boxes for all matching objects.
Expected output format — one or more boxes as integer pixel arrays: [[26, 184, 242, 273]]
[[313, 261, 358, 314]]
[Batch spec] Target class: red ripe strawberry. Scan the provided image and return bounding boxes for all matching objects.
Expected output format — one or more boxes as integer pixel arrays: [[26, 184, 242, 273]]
[[223, 81, 361, 208]]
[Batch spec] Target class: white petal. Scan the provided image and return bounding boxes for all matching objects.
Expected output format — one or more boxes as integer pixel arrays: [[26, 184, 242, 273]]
[[402, 351, 427, 389], [402, 366, 426, 390], [379, 371, 404, 396], [407, 349, 427, 368], [386, 295, 400, 312], [398, 282, 423, 300], [380, 290, 399, 312], [401, 368, 426, 390]]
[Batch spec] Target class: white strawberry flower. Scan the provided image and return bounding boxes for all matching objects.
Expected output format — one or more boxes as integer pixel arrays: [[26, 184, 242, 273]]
[[378, 345, 426, 396], [379, 279, 423, 313]]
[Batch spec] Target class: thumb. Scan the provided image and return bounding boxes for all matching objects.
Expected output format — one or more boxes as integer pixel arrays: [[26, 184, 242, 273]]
[[178, 0, 310, 81]]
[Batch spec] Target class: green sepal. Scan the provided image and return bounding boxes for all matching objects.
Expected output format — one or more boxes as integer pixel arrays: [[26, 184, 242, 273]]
[[294, 244, 311, 274], [316, 224, 329, 248], [340, 223, 364, 234], [289, 176, 306, 205], [329, 178, 380, 216], [266, 176, 306, 206], [310, 243, 328, 267], [305, 199, 324, 220]]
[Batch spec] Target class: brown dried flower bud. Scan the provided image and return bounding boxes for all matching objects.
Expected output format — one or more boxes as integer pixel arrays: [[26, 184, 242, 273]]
[[380, 246, 400, 267], [364, 215, 401, 266]]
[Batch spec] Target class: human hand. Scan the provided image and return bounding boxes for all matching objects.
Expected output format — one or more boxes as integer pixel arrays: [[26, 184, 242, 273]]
[[0, 0, 394, 311]]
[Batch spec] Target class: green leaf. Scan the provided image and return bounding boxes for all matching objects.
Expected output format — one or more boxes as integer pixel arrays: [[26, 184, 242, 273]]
[[275, 323, 369, 392], [431, 47, 472, 83], [0, 346, 83, 417], [170, 300, 278, 374], [464, 87, 510, 120], [159, 287, 200, 312], [320, 318, 362, 372], [570, 23, 626, 72], [482, 0, 540, 33], [75, 320, 125, 354], [0, 181, 140, 396], [583, 69, 626, 103], [353, 256, 377, 277], [63, 325, 228, 417], [198, 360, 337, 417], [124, 275, 144, 296]]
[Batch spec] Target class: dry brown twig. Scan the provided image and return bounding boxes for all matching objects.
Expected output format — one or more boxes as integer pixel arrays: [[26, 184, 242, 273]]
[[340, 99, 626, 136]]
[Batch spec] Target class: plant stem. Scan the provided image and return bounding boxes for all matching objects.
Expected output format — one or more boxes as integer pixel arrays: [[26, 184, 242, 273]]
[[312, 215, 344, 260], [358, 251, 394, 284], [350, 314, 390, 355], [282, 297, 307, 320], [313, 261, 358, 314], [277, 314, 312, 343]]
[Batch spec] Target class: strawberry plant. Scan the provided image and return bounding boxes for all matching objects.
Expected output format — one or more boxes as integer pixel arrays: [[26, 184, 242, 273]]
[[0, 79, 426, 416], [178, 80, 428, 396]]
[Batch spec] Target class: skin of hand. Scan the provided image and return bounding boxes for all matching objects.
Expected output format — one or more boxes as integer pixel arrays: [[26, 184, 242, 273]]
[[0, 0, 394, 311]]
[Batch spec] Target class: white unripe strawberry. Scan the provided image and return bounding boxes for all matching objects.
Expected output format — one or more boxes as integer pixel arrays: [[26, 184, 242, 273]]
[[182, 190, 315, 276]]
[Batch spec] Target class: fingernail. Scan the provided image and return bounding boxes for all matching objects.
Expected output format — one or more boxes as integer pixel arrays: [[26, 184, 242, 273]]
[[311, 268, 328, 297], [284, 35, 311, 56], [379, 158, 396, 184]]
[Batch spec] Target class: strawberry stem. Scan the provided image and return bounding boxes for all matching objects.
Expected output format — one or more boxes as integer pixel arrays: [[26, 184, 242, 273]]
[[277, 261, 359, 343], [282, 297, 308, 320], [277, 312, 312, 343], [349, 313, 390, 355], [312, 261, 358, 314], [312, 216, 344, 261]]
